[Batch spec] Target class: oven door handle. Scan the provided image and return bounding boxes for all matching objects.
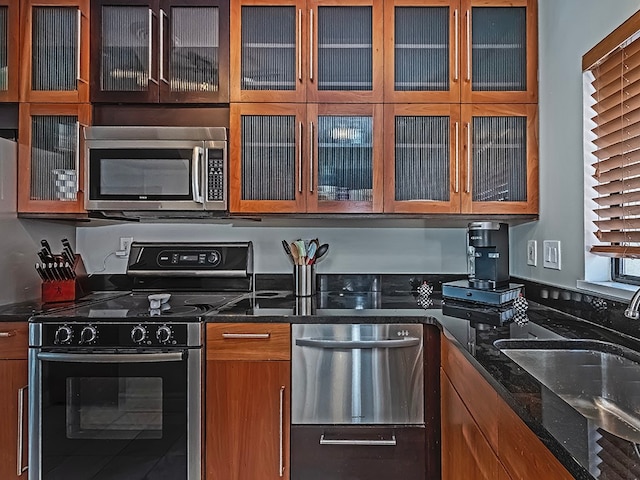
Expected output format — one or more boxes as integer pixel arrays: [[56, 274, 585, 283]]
[[295, 337, 420, 349], [36, 352, 185, 363], [319, 434, 397, 446]]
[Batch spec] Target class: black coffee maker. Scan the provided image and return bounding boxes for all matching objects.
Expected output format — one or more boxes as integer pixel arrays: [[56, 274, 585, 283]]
[[467, 221, 509, 290]]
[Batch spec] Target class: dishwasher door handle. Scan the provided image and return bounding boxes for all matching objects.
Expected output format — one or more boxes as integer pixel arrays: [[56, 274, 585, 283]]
[[295, 337, 420, 349], [319, 434, 397, 446]]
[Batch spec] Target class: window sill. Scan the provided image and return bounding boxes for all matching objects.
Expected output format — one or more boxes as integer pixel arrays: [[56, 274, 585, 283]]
[[576, 280, 636, 302]]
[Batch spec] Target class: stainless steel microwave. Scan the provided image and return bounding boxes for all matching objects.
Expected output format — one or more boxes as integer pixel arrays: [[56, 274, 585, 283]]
[[84, 126, 227, 214]]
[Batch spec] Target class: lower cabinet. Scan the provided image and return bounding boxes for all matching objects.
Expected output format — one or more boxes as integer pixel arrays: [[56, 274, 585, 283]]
[[205, 323, 290, 480], [440, 334, 573, 480], [0, 323, 28, 480]]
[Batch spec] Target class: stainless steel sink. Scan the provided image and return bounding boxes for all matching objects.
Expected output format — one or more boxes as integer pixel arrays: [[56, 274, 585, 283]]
[[493, 339, 640, 443]]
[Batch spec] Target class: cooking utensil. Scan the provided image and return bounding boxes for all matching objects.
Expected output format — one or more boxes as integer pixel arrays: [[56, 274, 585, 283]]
[[282, 240, 292, 261], [306, 242, 317, 265], [41, 239, 52, 257], [290, 242, 300, 265], [311, 243, 329, 264]]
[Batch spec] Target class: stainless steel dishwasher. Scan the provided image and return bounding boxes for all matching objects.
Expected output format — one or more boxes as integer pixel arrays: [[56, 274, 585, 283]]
[[291, 323, 427, 480]]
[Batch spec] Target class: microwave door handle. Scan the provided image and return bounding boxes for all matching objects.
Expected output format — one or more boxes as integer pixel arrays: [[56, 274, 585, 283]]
[[193, 146, 204, 204], [294, 337, 420, 349]]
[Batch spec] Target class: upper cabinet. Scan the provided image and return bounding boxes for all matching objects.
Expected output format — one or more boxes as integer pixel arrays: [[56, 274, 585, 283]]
[[384, 0, 537, 104], [20, 0, 90, 103], [0, 1, 19, 102], [230, 0, 384, 104], [90, 0, 229, 104]]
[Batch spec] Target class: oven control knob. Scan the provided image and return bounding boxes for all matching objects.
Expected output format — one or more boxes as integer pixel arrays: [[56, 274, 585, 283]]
[[54, 325, 73, 345], [156, 325, 173, 344], [207, 251, 221, 265], [131, 325, 147, 344], [79, 325, 97, 344]]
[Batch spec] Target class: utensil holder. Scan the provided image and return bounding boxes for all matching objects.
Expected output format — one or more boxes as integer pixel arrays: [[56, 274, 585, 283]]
[[41, 255, 89, 303], [294, 265, 316, 297]]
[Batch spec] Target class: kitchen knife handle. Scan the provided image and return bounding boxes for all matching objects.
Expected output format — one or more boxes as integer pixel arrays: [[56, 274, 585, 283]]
[[279, 385, 285, 477]]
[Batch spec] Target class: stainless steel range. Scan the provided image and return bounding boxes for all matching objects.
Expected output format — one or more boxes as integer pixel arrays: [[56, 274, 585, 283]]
[[28, 242, 253, 480]]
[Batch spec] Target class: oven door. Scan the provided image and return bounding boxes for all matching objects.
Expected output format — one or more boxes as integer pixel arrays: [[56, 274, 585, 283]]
[[86, 140, 206, 211], [28, 349, 201, 480]]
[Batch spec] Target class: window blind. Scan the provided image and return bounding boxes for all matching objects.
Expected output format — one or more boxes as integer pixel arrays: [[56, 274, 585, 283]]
[[586, 13, 640, 259]]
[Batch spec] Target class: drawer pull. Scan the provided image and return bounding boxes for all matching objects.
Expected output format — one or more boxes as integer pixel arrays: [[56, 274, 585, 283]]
[[319, 434, 397, 446], [0, 331, 16, 338], [221, 333, 271, 339]]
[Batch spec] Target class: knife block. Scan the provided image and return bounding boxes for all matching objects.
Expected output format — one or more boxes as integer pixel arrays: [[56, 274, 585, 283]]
[[41, 255, 90, 303]]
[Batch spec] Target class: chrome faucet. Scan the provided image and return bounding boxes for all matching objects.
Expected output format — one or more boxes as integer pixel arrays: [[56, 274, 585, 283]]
[[625, 287, 640, 319]]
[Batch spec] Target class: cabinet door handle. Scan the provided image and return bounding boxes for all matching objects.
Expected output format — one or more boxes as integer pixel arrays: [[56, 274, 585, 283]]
[[0, 331, 16, 338], [279, 385, 285, 477], [76, 9, 88, 85], [148, 9, 158, 84], [465, 10, 471, 82], [160, 9, 169, 84], [221, 333, 270, 339], [298, 122, 303, 193], [454, 121, 459, 193], [453, 9, 459, 81], [309, 121, 314, 193], [466, 122, 471, 194], [75, 122, 81, 197], [309, 9, 314, 81], [297, 9, 302, 81], [17, 385, 28, 476]]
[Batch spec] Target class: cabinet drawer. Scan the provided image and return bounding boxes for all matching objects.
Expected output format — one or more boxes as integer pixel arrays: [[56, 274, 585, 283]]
[[206, 323, 290, 360], [0, 323, 28, 360], [441, 333, 498, 450]]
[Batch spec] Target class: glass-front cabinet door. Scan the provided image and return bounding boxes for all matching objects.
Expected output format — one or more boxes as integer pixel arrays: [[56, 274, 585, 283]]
[[91, 0, 229, 103], [384, 104, 461, 213], [0, 1, 19, 102], [384, 0, 459, 103], [18, 103, 91, 214], [230, 103, 307, 213], [230, 0, 306, 103], [460, 104, 538, 214], [461, 0, 537, 103], [21, 0, 89, 103], [307, 103, 383, 212], [307, 0, 383, 103]]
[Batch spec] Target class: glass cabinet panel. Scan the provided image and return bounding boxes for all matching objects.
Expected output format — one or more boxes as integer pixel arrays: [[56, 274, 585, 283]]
[[472, 115, 526, 202], [100, 6, 150, 92], [317, 116, 373, 202], [169, 6, 219, 93], [30, 115, 78, 202], [241, 6, 296, 91], [317, 7, 372, 91], [394, 7, 448, 92], [394, 115, 449, 201], [32, 7, 77, 91], [0, 6, 7, 91], [241, 115, 296, 201], [471, 7, 526, 92]]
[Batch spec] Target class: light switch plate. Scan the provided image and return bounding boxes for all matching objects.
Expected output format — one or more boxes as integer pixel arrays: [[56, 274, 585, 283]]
[[543, 240, 561, 270], [527, 240, 537, 266]]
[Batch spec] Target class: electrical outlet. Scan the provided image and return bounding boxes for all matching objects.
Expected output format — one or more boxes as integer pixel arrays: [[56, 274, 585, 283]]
[[116, 237, 133, 257], [527, 240, 537, 266], [543, 240, 561, 270]]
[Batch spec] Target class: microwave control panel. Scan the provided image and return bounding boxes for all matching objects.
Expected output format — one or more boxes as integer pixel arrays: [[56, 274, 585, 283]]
[[207, 148, 225, 201]]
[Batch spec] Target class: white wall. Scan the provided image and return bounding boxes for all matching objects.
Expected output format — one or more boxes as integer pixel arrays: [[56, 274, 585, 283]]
[[510, 0, 639, 289]]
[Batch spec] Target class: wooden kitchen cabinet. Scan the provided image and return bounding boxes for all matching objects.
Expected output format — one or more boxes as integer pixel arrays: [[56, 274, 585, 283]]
[[17, 103, 91, 213], [90, 0, 229, 104], [0, 323, 29, 480], [230, 102, 384, 214], [0, 0, 20, 102], [230, 0, 383, 104], [205, 323, 290, 480], [440, 333, 573, 480], [20, 0, 90, 103]]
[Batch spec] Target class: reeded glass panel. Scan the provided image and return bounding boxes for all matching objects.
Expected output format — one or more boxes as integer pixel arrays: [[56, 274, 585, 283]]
[[170, 7, 219, 93], [0, 7, 7, 91], [241, 115, 296, 201], [472, 7, 526, 91], [241, 6, 296, 91], [101, 6, 149, 92], [395, 116, 449, 201], [472, 116, 526, 202], [32, 7, 77, 91], [318, 116, 372, 202], [31, 115, 78, 201], [394, 7, 448, 92], [317, 7, 372, 91]]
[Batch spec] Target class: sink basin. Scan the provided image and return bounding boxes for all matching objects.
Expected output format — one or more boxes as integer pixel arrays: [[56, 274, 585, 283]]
[[494, 339, 640, 443]]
